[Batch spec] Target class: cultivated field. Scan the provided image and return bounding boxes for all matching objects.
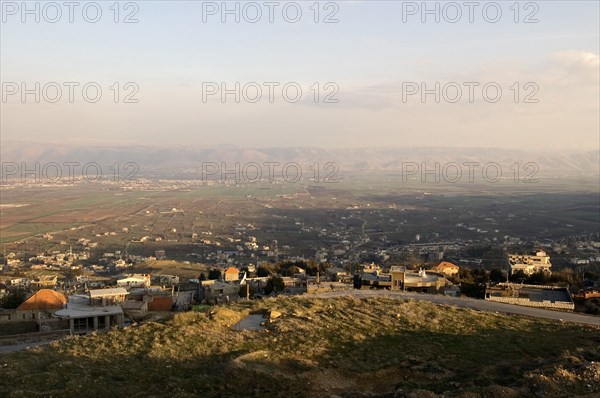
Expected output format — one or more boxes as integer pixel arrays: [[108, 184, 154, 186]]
[[2, 176, 599, 260]]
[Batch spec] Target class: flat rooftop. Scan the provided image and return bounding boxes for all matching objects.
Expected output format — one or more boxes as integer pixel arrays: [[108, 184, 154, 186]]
[[54, 294, 124, 318], [89, 288, 129, 298], [518, 288, 571, 303]]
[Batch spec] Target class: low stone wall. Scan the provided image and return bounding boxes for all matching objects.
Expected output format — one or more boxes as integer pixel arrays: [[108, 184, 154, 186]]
[[0, 321, 37, 336], [486, 296, 574, 310], [307, 283, 353, 294], [496, 283, 566, 290]]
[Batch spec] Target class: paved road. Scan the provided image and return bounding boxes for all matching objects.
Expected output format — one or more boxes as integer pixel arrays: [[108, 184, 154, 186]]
[[0, 338, 60, 355], [311, 289, 600, 327]]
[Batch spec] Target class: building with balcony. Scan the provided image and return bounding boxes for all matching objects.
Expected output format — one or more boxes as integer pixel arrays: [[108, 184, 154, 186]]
[[508, 250, 552, 275]]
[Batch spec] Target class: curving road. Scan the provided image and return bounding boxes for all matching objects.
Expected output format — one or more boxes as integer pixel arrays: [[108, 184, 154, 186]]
[[310, 289, 600, 327]]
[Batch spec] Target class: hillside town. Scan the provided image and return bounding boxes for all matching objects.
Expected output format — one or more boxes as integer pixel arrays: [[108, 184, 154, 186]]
[[1, 234, 599, 346]]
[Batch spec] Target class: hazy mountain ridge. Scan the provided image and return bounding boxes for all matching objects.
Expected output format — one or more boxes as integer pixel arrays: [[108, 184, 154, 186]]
[[2, 142, 598, 175]]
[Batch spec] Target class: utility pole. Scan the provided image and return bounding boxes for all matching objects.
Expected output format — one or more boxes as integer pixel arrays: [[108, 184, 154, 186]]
[[246, 283, 249, 301]]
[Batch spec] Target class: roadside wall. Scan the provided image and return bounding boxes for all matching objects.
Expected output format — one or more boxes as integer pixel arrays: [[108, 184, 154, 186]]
[[485, 296, 574, 310]]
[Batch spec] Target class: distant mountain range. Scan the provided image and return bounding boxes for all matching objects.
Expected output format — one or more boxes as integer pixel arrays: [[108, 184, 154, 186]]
[[2, 141, 598, 176]]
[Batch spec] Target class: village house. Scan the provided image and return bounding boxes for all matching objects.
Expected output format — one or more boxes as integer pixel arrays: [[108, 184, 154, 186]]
[[8, 278, 30, 290], [1, 289, 68, 323], [153, 274, 180, 286], [88, 280, 107, 289], [89, 287, 129, 306], [117, 274, 151, 289], [326, 267, 350, 282], [356, 266, 447, 294], [127, 286, 174, 312], [223, 266, 241, 282], [121, 300, 148, 320], [281, 276, 307, 295], [0, 289, 69, 335], [508, 250, 552, 275], [173, 290, 196, 311], [198, 279, 239, 304], [31, 275, 58, 289], [433, 261, 460, 277], [392, 268, 446, 294], [55, 288, 128, 334], [281, 277, 303, 288]]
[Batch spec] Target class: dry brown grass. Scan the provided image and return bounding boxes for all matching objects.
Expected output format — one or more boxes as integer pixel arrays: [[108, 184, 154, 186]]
[[1, 296, 599, 397]]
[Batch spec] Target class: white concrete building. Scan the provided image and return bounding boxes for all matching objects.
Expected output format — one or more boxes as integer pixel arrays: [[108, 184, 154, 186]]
[[508, 250, 552, 275], [117, 274, 151, 289], [55, 289, 128, 334]]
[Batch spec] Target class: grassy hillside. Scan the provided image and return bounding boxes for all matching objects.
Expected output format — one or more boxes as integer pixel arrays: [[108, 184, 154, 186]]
[[1, 296, 599, 397]]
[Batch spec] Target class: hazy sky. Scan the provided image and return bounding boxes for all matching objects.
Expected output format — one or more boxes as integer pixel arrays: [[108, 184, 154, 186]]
[[1, 1, 598, 149]]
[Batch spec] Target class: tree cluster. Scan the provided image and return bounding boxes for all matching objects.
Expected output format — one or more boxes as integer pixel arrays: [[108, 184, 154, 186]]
[[257, 260, 330, 277], [0, 290, 26, 309], [263, 275, 285, 295]]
